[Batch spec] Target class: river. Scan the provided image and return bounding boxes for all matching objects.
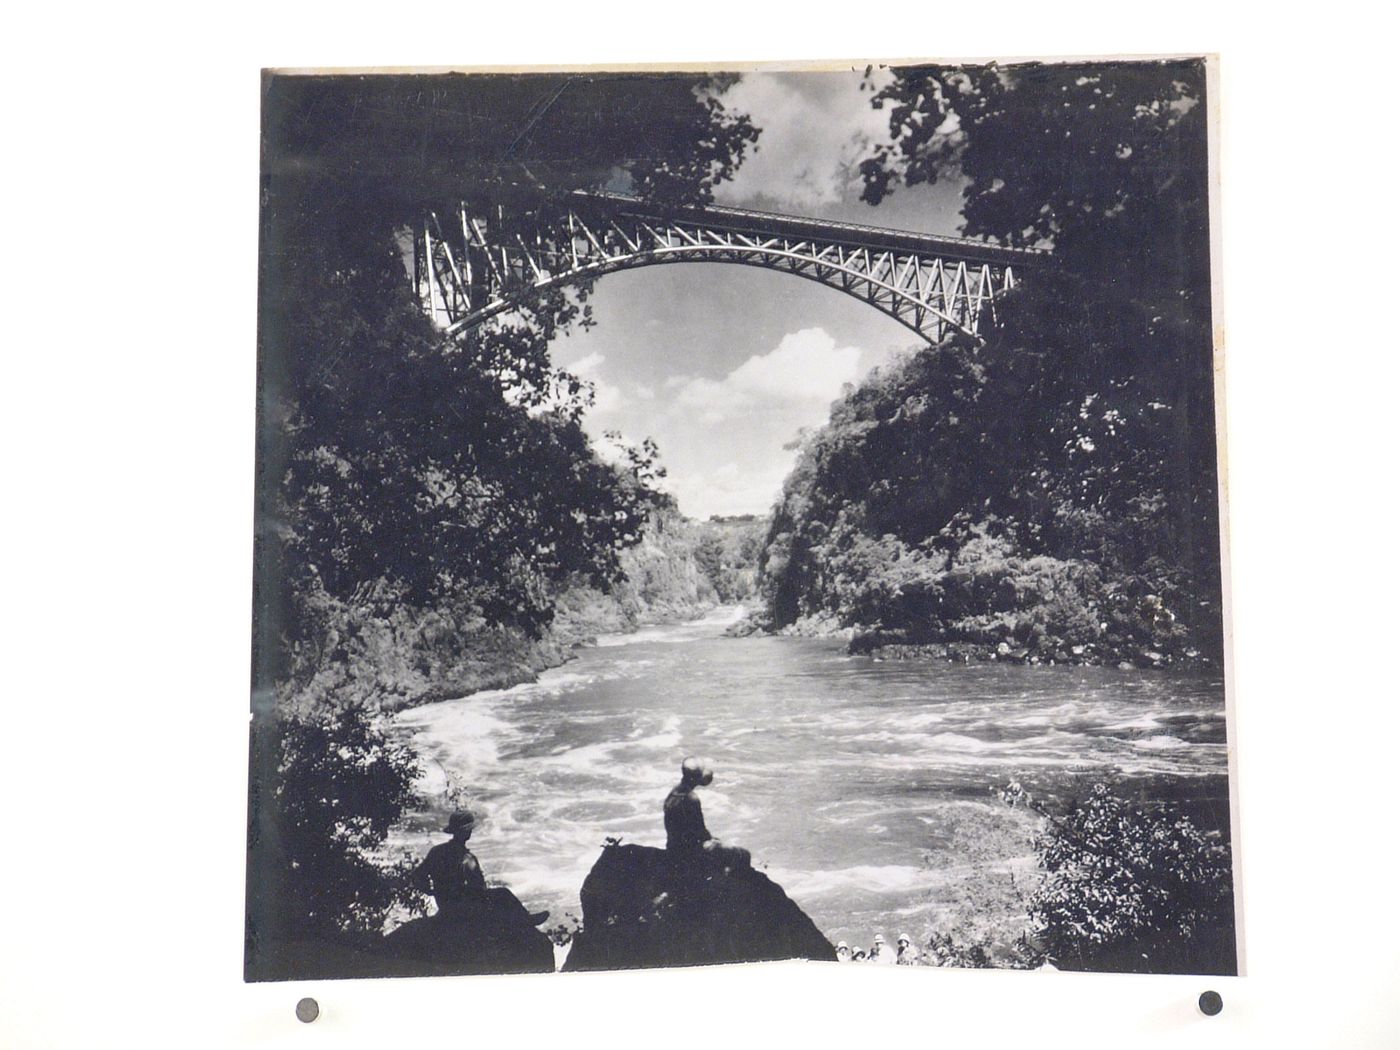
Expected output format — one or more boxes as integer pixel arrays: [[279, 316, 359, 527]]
[[388, 606, 1231, 958]]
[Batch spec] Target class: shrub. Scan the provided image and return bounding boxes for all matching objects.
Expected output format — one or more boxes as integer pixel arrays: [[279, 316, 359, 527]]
[[924, 932, 993, 968], [252, 703, 425, 940], [1003, 780, 1235, 974]]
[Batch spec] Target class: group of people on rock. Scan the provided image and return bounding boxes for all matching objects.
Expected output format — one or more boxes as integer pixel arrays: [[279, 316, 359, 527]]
[[412, 756, 747, 924], [835, 933, 925, 965]]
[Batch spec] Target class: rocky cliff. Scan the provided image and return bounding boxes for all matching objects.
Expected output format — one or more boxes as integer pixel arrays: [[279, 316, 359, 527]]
[[551, 508, 720, 645]]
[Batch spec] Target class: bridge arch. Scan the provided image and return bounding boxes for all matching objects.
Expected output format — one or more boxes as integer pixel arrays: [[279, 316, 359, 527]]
[[414, 192, 1050, 345]]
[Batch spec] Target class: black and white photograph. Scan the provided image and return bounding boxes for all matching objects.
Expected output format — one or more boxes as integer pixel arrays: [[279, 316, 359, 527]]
[[244, 59, 1238, 983], [15, 5, 1400, 1044]]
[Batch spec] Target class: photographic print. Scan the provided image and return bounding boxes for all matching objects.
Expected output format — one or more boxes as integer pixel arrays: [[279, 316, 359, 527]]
[[246, 58, 1236, 982]]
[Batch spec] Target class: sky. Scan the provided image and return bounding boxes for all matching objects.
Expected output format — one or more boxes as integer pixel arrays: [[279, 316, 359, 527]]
[[546, 70, 969, 519]]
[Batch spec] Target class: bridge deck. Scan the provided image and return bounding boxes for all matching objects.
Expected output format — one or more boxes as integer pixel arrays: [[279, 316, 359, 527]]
[[571, 190, 1052, 269]]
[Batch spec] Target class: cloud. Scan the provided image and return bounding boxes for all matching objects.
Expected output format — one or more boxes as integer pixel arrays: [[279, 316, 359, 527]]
[[664, 460, 794, 520], [604, 326, 867, 518], [668, 328, 861, 424], [590, 433, 788, 521], [589, 430, 638, 468], [672, 377, 730, 424], [563, 351, 626, 414], [569, 325, 900, 518], [727, 329, 862, 401], [569, 352, 606, 375], [716, 71, 894, 211]]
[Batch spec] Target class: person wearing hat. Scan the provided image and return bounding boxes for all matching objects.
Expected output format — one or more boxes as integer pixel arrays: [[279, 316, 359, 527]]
[[896, 933, 920, 965], [663, 757, 751, 874], [868, 933, 895, 964], [412, 809, 550, 927], [411, 809, 488, 912], [835, 941, 852, 962]]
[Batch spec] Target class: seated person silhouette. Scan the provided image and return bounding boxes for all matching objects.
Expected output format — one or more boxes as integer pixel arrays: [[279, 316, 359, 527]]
[[412, 810, 488, 912], [412, 809, 548, 925], [663, 757, 751, 875]]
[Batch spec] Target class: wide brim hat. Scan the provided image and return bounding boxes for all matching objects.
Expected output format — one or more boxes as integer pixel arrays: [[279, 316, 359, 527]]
[[443, 810, 476, 834]]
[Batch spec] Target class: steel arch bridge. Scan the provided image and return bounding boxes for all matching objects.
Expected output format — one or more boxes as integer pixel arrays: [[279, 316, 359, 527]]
[[413, 191, 1051, 344]]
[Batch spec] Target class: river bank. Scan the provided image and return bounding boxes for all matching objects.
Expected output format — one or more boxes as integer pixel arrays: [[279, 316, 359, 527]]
[[281, 506, 747, 716], [726, 611, 1218, 671], [368, 595, 724, 715]]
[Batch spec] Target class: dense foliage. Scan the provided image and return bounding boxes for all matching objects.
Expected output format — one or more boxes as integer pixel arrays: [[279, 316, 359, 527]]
[[249, 704, 425, 941], [756, 60, 1221, 664], [691, 516, 767, 603], [923, 932, 994, 969], [1002, 780, 1235, 974]]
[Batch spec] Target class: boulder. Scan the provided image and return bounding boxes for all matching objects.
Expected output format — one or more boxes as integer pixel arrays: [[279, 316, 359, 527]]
[[380, 887, 555, 976], [563, 842, 835, 971]]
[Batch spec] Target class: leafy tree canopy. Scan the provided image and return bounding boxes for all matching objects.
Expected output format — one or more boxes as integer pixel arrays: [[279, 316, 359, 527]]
[[754, 60, 1222, 661], [256, 73, 759, 650], [860, 61, 1208, 285], [859, 60, 1212, 398], [262, 72, 760, 242]]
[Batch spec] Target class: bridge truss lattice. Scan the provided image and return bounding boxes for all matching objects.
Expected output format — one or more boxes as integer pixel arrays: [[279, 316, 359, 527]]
[[413, 191, 1049, 344]]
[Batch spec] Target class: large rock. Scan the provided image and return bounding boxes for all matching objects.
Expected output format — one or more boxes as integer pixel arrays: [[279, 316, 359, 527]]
[[563, 843, 835, 971], [380, 888, 555, 976], [245, 888, 554, 981]]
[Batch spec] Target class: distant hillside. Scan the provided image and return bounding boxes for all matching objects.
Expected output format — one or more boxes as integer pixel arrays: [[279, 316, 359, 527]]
[[552, 508, 720, 643], [689, 516, 767, 604]]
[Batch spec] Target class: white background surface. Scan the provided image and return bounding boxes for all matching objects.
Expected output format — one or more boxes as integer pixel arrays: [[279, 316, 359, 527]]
[[4, 4, 1398, 1047]]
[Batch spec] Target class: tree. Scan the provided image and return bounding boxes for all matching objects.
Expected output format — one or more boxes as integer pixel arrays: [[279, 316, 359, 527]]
[[859, 61, 1210, 309], [692, 531, 727, 593], [753, 61, 1223, 662], [857, 60, 1221, 647], [247, 704, 424, 953], [255, 73, 760, 657]]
